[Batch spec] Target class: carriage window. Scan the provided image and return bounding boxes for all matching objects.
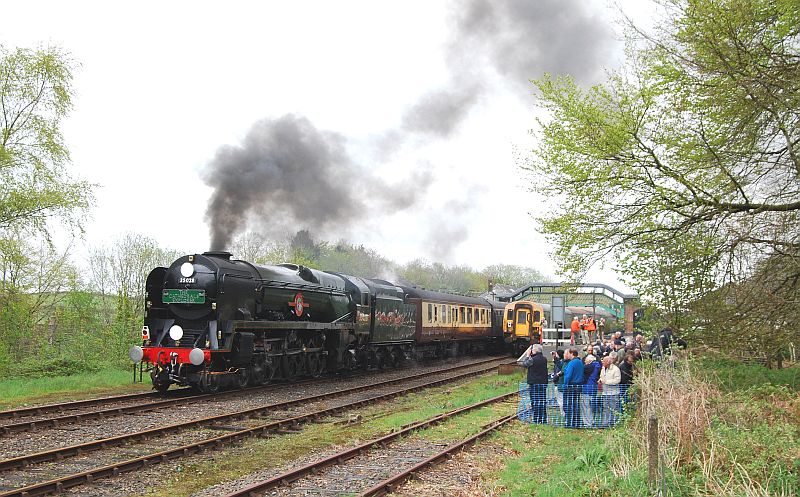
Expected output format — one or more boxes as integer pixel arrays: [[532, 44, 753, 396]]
[[434, 305, 438, 322], [467, 308, 473, 324], [517, 310, 528, 323], [427, 303, 432, 323], [442, 305, 447, 323], [481, 309, 486, 323], [460, 307, 465, 323]]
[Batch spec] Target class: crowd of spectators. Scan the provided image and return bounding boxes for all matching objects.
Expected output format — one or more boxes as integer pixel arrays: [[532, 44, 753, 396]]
[[520, 330, 650, 428]]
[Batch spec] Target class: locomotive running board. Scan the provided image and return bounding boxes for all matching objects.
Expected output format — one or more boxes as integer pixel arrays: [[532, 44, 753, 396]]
[[232, 321, 354, 331]]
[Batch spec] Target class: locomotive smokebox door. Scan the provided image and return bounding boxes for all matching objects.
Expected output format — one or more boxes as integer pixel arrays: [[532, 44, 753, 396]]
[[232, 332, 255, 364]]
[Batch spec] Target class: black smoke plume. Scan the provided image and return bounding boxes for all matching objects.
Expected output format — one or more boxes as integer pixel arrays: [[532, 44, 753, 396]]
[[204, 115, 430, 251], [204, 1, 613, 256]]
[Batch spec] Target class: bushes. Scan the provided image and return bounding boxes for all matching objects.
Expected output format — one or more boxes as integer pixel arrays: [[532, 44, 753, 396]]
[[616, 355, 800, 495], [4, 357, 104, 378]]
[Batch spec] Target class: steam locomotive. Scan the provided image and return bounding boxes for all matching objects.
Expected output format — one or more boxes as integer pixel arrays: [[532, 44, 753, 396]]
[[129, 251, 519, 392]]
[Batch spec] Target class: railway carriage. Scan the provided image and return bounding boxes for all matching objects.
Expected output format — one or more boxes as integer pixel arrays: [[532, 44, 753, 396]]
[[399, 287, 503, 358]]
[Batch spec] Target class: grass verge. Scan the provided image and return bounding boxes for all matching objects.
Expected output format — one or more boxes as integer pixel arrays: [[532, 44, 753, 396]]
[[0, 368, 149, 410], [467, 356, 800, 496]]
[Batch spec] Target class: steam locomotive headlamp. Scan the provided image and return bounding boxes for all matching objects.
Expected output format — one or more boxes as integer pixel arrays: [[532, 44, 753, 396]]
[[129, 345, 144, 363], [189, 348, 205, 366], [180, 262, 195, 278], [169, 324, 184, 341]]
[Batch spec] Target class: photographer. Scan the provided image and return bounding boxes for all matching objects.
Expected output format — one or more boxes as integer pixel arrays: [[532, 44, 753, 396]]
[[519, 344, 548, 424]]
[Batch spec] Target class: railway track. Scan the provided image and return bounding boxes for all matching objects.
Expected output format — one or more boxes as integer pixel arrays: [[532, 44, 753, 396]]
[[221, 391, 517, 497], [0, 390, 169, 421], [0, 357, 512, 497], [0, 356, 505, 437]]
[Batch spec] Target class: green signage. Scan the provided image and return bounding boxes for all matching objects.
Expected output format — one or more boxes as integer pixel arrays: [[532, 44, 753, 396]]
[[162, 289, 206, 304]]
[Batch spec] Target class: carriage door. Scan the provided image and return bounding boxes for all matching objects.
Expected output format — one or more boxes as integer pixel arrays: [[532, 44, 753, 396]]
[[514, 305, 532, 339], [532, 308, 542, 343]]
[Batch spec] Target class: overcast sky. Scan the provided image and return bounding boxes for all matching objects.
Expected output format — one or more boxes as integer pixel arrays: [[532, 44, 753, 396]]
[[2, 0, 656, 291]]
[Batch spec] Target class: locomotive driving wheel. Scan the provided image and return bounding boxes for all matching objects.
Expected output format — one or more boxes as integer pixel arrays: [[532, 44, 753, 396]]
[[305, 352, 325, 377], [196, 373, 220, 394], [249, 355, 276, 386], [234, 368, 249, 389], [281, 353, 302, 379]]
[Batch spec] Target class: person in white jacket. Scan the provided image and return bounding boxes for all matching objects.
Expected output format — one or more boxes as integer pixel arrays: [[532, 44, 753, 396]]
[[598, 355, 622, 427]]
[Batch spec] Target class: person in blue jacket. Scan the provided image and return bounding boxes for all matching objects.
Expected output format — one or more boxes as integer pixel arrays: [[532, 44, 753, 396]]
[[581, 354, 601, 427], [561, 347, 584, 428]]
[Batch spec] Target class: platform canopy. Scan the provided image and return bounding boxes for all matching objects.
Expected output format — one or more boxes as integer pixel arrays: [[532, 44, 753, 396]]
[[488, 282, 638, 320]]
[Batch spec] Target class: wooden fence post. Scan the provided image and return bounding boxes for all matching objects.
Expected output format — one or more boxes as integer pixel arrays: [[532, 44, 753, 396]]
[[648, 415, 659, 488]]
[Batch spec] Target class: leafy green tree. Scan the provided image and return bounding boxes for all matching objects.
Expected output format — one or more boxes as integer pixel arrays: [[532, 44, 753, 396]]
[[693, 251, 800, 367], [87, 233, 181, 351], [0, 45, 93, 236], [482, 264, 549, 289], [616, 228, 719, 332], [0, 234, 77, 368], [529, 0, 799, 273], [527, 0, 800, 336], [399, 259, 486, 294], [319, 240, 394, 278]]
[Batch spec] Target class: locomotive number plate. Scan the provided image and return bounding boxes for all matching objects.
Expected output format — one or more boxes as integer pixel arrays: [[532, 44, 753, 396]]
[[162, 289, 206, 304]]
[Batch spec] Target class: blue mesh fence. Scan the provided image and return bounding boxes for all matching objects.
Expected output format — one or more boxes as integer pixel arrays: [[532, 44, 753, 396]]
[[517, 382, 633, 428]]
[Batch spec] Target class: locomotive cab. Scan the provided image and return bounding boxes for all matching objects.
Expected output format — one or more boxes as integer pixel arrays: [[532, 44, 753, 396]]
[[503, 300, 544, 354]]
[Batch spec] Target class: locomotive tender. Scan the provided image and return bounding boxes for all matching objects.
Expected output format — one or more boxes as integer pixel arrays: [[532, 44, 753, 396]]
[[129, 251, 517, 392]]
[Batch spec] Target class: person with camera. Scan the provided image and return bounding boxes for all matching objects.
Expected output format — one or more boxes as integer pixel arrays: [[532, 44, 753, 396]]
[[520, 343, 548, 424]]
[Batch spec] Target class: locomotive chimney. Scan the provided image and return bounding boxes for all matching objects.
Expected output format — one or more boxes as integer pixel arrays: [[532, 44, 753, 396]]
[[202, 251, 233, 260]]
